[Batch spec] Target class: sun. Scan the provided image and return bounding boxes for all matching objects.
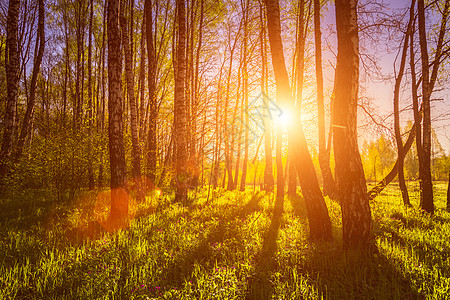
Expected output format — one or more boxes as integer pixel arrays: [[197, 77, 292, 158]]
[[276, 109, 293, 130]]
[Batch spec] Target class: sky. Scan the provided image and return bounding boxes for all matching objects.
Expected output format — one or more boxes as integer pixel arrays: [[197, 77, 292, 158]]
[[321, 0, 450, 155]]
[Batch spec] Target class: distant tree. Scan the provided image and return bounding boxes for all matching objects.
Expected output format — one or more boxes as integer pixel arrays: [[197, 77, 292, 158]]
[[107, 0, 128, 227], [334, 0, 372, 248]]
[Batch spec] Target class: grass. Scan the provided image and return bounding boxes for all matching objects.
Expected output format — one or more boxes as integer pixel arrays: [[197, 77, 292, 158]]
[[0, 181, 449, 299]]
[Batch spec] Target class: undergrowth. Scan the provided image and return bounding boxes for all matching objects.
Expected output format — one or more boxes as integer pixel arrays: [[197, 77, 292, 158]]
[[0, 182, 449, 299]]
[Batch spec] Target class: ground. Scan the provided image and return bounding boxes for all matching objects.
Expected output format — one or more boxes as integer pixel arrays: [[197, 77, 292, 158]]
[[0, 182, 449, 299]]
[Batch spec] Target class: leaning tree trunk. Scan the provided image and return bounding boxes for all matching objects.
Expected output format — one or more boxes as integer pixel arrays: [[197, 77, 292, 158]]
[[1, 0, 20, 179], [174, 0, 188, 202], [107, 0, 128, 228], [367, 118, 419, 201], [334, 0, 372, 248], [265, 0, 332, 240]]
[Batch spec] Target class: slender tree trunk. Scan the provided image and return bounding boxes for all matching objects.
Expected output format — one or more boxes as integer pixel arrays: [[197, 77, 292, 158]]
[[212, 70, 223, 188], [15, 0, 45, 161], [75, 0, 85, 130], [224, 23, 241, 190], [234, 66, 243, 189], [240, 0, 249, 192], [98, 1, 108, 187], [146, 0, 158, 183], [447, 172, 450, 211], [416, 0, 449, 214], [174, 0, 188, 202], [265, 0, 331, 240], [314, 0, 337, 198], [260, 5, 274, 193], [417, 0, 434, 214], [1, 0, 20, 179], [264, 0, 286, 200], [334, 0, 372, 248], [87, 0, 95, 189], [138, 11, 146, 143], [393, 0, 414, 207], [121, 0, 141, 179], [288, 0, 303, 197], [107, 0, 128, 227]]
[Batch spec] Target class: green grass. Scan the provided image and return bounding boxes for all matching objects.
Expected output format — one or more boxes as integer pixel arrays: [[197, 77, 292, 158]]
[[0, 182, 449, 299]]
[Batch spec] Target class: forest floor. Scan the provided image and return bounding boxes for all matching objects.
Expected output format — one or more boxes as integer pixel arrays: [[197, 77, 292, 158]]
[[0, 181, 449, 299]]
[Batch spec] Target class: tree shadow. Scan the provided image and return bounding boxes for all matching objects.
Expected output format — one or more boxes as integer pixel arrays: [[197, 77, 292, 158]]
[[245, 194, 284, 299], [288, 193, 308, 219], [157, 191, 267, 290], [303, 243, 425, 299]]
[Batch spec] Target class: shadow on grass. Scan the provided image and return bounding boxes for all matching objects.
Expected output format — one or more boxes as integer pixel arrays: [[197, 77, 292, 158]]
[[157, 191, 267, 291], [288, 194, 308, 219], [303, 244, 425, 299], [245, 194, 284, 300]]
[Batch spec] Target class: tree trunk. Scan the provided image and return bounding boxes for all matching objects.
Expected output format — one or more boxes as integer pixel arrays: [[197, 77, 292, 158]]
[[416, 0, 449, 214], [264, 0, 286, 200], [314, 0, 337, 199], [417, 0, 434, 214], [121, 0, 142, 179], [240, 0, 249, 192], [15, 0, 45, 161], [393, 0, 414, 207], [107, 0, 128, 227], [75, 0, 85, 130], [146, 0, 158, 184], [191, 0, 205, 188], [260, 4, 274, 193], [174, 0, 188, 202], [334, 0, 372, 248], [447, 172, 450, 212], [1, 0, 20, 178], [224, 23, 240, 191], [87, 0, 95, 190], [265, 0, 331, 240]]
